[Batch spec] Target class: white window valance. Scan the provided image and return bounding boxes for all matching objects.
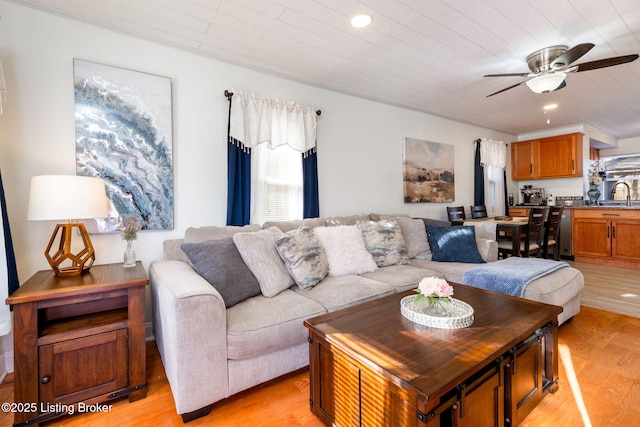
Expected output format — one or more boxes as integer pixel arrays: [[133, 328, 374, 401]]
[[480, 137, 506, 169], [229, 90, 317, 153]]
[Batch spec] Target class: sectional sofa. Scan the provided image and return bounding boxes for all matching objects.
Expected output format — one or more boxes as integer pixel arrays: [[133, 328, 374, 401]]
[[149, 213, 584, 421]]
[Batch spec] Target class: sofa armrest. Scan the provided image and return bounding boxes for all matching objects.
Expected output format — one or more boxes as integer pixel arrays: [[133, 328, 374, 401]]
[[476, 238, 498, 262], [150, 260, 229, 415]]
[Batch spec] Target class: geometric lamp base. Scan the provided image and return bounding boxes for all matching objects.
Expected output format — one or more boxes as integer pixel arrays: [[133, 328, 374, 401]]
[[45, 222, 96, 276]]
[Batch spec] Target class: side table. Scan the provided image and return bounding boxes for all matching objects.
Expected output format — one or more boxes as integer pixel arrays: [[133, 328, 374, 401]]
[[5, 262, 149, 426]]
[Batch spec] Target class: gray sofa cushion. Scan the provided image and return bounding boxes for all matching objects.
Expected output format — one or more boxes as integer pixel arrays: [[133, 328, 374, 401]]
[[181, 238, 261, 308], [263, 217, 325, 232], [275, 226, 328, 289], [184, 224, 262, 243], [362, 264, 444, 292], [226, 289, 326, 360], [233, 227, 294, 297], [382, 215, 432, 259], [294, 275, 394, 312]]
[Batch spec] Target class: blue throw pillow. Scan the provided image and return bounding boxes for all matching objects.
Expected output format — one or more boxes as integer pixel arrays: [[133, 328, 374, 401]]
[[425, 224, 486, 263]]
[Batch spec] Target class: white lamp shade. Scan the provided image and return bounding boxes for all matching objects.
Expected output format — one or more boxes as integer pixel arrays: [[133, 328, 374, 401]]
[[27, 175, 110, 221], [525, 73, 566, 94]]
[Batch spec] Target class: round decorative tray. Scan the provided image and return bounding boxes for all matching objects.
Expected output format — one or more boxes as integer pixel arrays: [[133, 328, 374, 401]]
[[400, 295, 474, 329]]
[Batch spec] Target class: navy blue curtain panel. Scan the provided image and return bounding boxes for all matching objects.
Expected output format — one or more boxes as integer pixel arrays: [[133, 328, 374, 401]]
[[226, 137, 251, 226], [1, 169, 19, 298], [473, 139, 485, 206], [302, 149, 320, 218], [226, 96, 251, 226]]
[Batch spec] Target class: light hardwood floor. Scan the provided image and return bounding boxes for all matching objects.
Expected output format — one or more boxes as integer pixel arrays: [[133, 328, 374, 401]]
[[1, 261, 638, 426]]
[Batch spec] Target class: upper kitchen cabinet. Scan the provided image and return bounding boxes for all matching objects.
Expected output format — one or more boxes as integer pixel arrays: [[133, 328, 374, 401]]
[[511, 133, 583, 180]]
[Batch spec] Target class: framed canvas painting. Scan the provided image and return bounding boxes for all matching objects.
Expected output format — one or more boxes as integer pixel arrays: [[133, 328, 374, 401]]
[[74, 59, 173, 232], [403, 137, 454, 203]]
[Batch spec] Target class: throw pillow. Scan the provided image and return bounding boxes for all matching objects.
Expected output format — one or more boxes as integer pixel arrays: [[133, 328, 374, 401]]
[[276, 226, 329, 289], [356, 219, 409, 267], [181, 238, 261, 308], [381, 216, 431, 259], [314, 225, 378, 276], [425, 224, 486, 264], [232, 227, 295, 297]]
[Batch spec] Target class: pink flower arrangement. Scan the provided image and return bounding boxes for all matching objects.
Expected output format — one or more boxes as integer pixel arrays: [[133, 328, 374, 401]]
[[415, 277, 454, 305]]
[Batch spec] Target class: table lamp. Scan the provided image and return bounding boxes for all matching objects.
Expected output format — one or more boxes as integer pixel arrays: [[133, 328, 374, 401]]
[[27, 175, 110, 276]]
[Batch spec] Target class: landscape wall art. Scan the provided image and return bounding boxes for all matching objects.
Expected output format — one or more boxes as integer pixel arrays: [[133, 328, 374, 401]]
[[74, 59, 173, 232], [403, 137, 454, 203]]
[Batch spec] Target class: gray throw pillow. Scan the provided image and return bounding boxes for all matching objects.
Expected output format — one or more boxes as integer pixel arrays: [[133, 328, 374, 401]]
[[233, 227, 295, 297], [181, 238, 262, 308]]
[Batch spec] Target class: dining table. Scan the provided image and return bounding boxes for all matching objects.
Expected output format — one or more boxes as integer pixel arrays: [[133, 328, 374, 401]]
[[460, 217, 530, 257]]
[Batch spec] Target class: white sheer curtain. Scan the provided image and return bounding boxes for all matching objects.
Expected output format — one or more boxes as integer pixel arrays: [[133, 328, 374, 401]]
[[230, 91, 316, 224], [480, 138, 507, 217]]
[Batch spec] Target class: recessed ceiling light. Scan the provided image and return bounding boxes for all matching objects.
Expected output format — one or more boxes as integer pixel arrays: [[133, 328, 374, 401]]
[[351, 14, 372, 28], [543, 103, 558, 110]]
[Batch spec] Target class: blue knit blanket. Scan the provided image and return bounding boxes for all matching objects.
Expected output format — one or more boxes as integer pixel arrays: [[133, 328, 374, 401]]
[[462, 257, 569, 297]]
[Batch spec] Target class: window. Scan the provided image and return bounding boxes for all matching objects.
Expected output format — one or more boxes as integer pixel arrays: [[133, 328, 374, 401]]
[[251, 144, 303, 224], [601, 155, 640, 202]]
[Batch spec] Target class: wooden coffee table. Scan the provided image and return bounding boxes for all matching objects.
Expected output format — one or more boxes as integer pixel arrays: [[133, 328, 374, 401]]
[[304, 283, 562, 427]]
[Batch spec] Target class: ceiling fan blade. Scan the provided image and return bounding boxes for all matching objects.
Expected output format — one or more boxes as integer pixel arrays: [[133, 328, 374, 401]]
[[573, 54, 639, 72], [550, 43, 595, 68], [486, 81, 527, 97], [484, 72, 531, 77]]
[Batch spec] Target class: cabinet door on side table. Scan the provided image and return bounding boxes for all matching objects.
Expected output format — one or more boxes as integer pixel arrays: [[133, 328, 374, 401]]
[[39, 329, 128, 406]]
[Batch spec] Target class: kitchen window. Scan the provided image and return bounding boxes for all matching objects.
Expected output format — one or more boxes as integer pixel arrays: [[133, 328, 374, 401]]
[[601, 155, 640, 202]]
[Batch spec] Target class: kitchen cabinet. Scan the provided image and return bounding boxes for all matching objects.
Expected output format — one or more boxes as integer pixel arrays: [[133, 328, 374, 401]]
[[511, 140, 536, 180], [573, 209, 640, 269], [511, 133, 583, 180]]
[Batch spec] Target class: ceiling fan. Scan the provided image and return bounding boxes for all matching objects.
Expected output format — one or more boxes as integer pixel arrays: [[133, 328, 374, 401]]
[[484, 43, 639, 97]]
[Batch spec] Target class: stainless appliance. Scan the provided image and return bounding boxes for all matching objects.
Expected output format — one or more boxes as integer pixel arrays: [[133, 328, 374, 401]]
[[555, 196, 584, 259], [520, 186, 545, 205]]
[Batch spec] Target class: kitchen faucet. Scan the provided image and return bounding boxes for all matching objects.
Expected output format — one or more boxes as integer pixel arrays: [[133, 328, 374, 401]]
[[611, 181, 632, 207]]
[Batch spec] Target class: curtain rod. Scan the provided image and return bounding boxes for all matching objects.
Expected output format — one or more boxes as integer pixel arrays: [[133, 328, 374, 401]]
[[225, 90, 321, 116]]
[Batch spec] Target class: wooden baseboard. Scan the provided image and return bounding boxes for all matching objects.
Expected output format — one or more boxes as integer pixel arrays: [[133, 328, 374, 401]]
[[573, 255, 640, 270]]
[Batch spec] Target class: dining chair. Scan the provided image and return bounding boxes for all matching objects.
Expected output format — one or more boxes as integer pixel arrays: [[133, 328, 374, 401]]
[[446, 206, 466, 224], [498, 207, 546, 258], [470, 205, 488, 219], [542, 206, 564, 260]]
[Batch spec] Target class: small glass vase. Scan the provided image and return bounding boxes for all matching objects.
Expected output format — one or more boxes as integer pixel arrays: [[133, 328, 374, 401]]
[[124, 246, 136, 267], [424, 300, 449, 317], [587, 184, 601, 205]]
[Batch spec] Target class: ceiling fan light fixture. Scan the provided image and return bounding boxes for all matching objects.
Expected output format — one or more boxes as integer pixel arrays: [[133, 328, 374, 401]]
[[526, 73, 566, 93], [351, 14, 373, 28]]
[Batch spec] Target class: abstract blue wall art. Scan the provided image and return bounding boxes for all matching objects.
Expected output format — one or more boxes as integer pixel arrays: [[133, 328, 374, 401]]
[[74, 59, 173, 231]]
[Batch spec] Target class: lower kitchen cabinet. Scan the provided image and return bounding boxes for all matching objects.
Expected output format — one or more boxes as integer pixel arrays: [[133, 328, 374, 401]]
[[573, 209, 640, 268]]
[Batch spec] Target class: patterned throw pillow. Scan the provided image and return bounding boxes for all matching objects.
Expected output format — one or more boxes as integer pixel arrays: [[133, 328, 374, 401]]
[[314, 225, 378, 276], [275, 226, 329, 289], [356, 219, 409, 267]]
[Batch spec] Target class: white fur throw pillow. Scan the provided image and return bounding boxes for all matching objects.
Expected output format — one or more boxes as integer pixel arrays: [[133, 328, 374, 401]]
[[314, 225, 378, 276]]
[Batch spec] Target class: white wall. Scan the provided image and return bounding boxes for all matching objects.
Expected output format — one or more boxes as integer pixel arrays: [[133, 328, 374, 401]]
[[0, 2, 515, 371]]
